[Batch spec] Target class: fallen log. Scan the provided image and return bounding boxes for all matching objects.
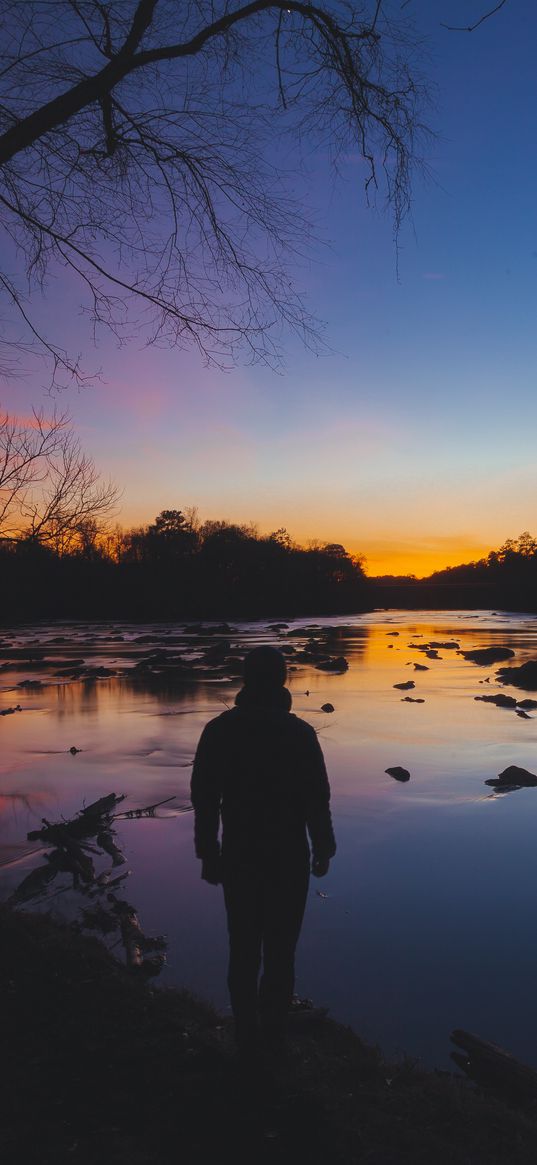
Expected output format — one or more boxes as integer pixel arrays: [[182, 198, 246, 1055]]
[[451, 1029, 537, 1105]]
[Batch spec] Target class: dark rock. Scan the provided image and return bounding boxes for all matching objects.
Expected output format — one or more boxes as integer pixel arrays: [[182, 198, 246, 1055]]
[[83, 666, 116, 678], [315, 656, 348, 673], [462, 647, 515, 666], [394, 680, 415, 690], [0, 705, 22, 716], [425, 650, 440, 659], [486, 765, 537, 788], [50, 659, 86, 669], [496, 660, 537, 691], [516, 710, 532, 719], [17, 679, 44, 688], [414, 663, 429, 671], [385, 766, 410, 782], [69, 746, 82, 754], [202, 640, 231, 662], [386, 631, 399, 636], [401, 697, 425, 703], [517, 699, 537, 710], [0, 648, 46, 660], [428, 641, 460, 650], [303, 640, 329, 659], [474, 693, 517, 708], [320, 703, 335, 713]]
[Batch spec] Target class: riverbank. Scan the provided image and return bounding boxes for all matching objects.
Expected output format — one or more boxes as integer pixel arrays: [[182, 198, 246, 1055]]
[[2, 907, 537, 1164]]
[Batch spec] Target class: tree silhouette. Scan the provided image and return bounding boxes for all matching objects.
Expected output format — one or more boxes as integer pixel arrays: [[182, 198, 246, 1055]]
[[0, 0, 430, 383], [0, 404, 118, 549]]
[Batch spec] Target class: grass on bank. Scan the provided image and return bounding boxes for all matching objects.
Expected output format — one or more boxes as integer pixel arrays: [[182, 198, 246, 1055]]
[[2, 905, 537, 1165]]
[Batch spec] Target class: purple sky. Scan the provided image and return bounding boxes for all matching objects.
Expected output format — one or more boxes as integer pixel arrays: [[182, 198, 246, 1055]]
[[3, 1, 536, 575]]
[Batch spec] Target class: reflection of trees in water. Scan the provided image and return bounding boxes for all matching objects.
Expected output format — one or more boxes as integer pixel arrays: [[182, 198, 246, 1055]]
[[52, 672, 214, 714], [7, 793, 191, 977]]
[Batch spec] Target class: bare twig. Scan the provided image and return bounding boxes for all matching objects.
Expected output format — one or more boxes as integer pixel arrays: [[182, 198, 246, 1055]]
[[441, 0, 508, 32]]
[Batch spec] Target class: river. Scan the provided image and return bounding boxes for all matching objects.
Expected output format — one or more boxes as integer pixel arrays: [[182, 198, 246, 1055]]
[[2, 609, 537, 1070]]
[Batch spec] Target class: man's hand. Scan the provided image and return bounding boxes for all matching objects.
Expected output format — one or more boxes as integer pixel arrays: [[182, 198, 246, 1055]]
[[201, 855, 222, 885], [312, 856, 330, 878]]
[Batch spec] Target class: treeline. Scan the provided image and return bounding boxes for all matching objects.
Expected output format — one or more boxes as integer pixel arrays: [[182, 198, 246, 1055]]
[[2, 499, 536, 621], [425, 532, 537, 612], [372, 533, 537, 612], [0, 510, 371, 621]]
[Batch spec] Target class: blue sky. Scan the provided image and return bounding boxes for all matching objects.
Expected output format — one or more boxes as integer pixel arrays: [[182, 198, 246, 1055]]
[[3, 0, 536, 575]]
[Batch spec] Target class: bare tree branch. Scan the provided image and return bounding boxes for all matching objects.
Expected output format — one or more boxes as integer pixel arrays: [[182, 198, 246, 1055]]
[[0, 0, 430, 375], [0, 404, 118, 547], [440, 1, 509, 33]]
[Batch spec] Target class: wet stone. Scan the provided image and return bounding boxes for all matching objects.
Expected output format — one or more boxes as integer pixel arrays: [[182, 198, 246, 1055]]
[[385, 766, 410, 782], [462, 647, 515, 666], [474, 693, 517, 708]]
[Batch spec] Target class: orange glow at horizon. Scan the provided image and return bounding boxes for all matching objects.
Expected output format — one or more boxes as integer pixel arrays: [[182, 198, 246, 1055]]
[[345, 539, 493, 579], [118, 501, 493, 580]]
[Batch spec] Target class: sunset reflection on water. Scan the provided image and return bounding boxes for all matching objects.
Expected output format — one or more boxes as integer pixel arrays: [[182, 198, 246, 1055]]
[[2, 609, 537, 1069]]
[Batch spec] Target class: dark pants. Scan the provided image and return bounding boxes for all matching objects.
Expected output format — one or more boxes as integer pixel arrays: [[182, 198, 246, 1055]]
[[223, 860, 310, 1046]]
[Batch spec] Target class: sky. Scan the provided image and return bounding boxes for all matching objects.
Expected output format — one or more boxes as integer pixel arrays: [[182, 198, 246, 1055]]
[[2, 0, 537, 577]]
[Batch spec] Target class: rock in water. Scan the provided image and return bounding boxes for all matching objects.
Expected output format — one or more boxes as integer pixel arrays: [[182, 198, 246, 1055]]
[[485, 765, 537, 788], [496, 660, 537, 691], [474, 694, 517, 708], [321, 703, 335, 713], [385, 766, 410, 782], [394, 680, 415, 690], [316, 656, 348, 673], [462, 647, 515, 665]]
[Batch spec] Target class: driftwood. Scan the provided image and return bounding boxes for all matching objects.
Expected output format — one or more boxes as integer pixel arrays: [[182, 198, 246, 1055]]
[[451, 1029, 537, 1105], [108, 893, 166, 974], [119, 795, 177, 819], [11, 790, 169, 976]]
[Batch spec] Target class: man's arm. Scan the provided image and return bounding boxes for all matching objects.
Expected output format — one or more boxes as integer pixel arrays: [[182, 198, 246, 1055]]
[[190, 721, 222, 883], [303, 728, 336, 877]]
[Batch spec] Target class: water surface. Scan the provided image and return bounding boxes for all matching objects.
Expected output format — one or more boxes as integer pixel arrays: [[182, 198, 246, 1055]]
[[2, 609, 537, 1069]]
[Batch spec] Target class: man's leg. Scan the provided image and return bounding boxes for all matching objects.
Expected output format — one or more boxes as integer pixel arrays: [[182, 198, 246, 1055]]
[[259, 862, 310, 1045], [223, 867, 263, 1055]]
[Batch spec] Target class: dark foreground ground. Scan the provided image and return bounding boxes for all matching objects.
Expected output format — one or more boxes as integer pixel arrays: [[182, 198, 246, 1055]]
[[2, 908, 537, 1165]]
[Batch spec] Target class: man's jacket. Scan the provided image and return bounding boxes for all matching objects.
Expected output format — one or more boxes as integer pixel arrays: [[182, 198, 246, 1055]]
[[191, 690, 336, 869]]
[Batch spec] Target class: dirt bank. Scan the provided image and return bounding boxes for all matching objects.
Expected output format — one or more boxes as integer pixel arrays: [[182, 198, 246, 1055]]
[[2, 907, 536, 1164]]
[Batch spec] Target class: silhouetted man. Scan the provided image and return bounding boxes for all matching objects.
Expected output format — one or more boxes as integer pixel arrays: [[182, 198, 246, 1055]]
[[191, 645, 336, 1058]]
